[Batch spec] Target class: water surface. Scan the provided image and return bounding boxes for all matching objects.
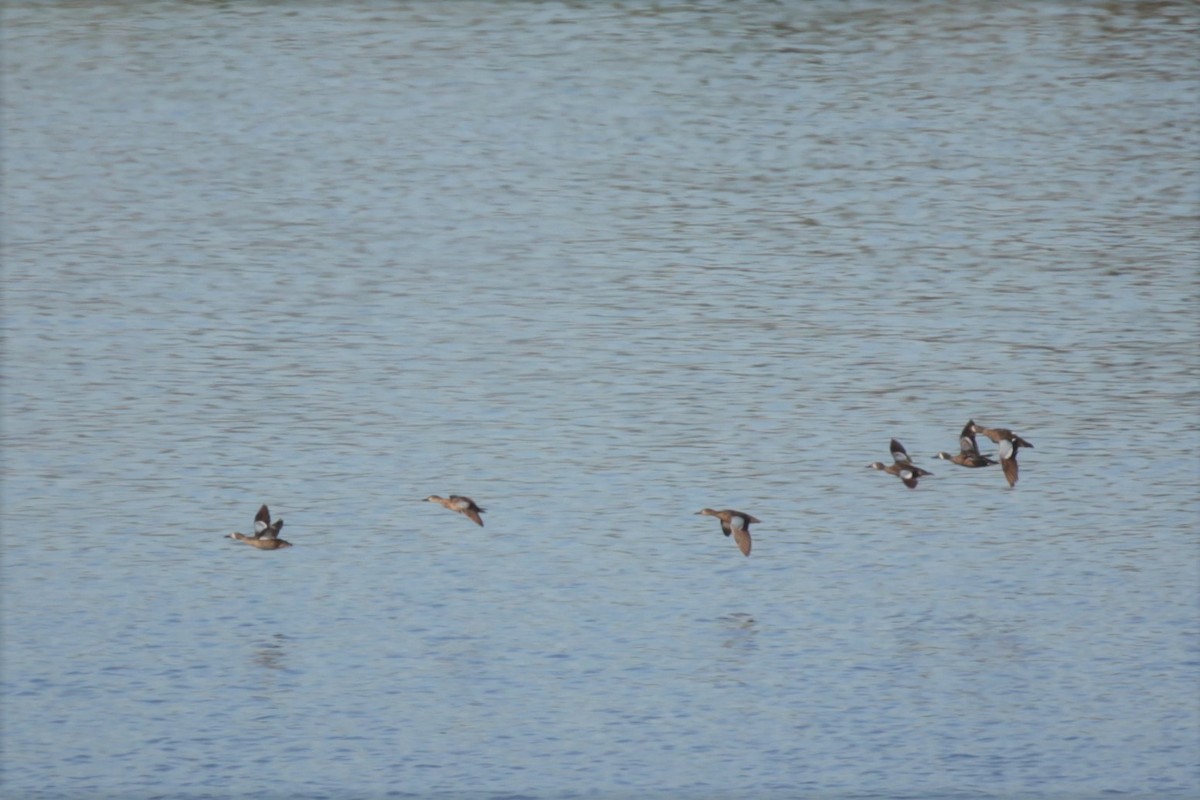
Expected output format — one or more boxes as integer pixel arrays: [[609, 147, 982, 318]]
[[2, 2, 1198, 798]]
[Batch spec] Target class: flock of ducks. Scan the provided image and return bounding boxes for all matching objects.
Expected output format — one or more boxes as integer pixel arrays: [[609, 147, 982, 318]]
[[225, 419, 1032, 558], [868, 419, 1033, 490]]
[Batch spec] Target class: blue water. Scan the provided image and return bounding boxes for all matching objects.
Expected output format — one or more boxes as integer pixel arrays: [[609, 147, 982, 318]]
[[2, 2, 1198, 798]]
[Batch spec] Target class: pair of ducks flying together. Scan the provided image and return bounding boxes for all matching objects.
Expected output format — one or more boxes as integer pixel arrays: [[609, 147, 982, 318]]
[[421, 495, 758, 558], [422, 496, 756, 558], [225, 496, 486, 551], [422, 496, 757, 558], [870, 420, 1034, 489]]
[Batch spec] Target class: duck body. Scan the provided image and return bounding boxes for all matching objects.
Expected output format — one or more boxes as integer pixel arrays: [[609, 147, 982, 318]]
[[227, 532, 293, 549], [868, 438, 932, 488], [226, 504, 291, 549], [934, 450, 998, 467], [424, 495, 486, 527], [695, 508, 758, 556]]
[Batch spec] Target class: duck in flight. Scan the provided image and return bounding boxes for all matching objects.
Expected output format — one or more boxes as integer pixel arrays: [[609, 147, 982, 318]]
[[424, 495, 486, 527], [695, 508, 758, 557], [970, 422, 1033, 487], [934, 419, 999, 468], [226, 504, 292, 549], [868, 438, 933, 489]]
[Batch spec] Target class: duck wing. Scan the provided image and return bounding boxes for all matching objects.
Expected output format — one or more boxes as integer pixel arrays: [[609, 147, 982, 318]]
[[1001, 456, 1019, 486], [254, 505, 272, 536], [447, 496, 485, 526], [733, 527, 751, 557], [959, 421, 981, 454], [997, 439, 1019, 486]]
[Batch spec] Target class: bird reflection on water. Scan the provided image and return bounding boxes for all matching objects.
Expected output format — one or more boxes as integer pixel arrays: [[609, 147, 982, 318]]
[[253, 634, 289, 671], [719, 612, 758, 651]]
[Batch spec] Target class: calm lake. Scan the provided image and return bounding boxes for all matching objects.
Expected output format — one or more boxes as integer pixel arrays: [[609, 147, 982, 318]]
[[2, 2, 1197, 798]]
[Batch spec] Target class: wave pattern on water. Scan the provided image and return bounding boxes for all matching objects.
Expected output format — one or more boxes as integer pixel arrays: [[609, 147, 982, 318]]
[[2, 2, 1198, 798]]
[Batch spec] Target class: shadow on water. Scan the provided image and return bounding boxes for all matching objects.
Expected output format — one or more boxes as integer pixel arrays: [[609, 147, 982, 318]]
[[251, 634, 289, 671], [718, 612, 759, 652]]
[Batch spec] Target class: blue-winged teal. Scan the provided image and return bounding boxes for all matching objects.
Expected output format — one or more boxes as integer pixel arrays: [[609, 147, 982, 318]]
[[868, 438, 932, 489], [934, 419, 999, 468], [970, 422, 1033, 487], [226, 505, 292, 549], [424, 495, 486, 527], [695, 508, 758, 557]]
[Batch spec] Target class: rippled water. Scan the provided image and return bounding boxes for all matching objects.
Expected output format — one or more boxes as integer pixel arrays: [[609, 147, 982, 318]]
[[3, 2, 1198, 798]]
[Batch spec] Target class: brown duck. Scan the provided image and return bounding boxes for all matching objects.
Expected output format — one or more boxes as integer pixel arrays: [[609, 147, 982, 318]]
[[695, 508, 758, 557], [226, 505, 292, 549], [934, 419, 999, 468], [970, 422, 1033, 487], [424, 495, 486, 527], [868, 438, 933, 489]]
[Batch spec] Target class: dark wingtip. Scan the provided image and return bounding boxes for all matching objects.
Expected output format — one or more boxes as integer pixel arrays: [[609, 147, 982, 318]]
[[1002, 457, 1019, 487]]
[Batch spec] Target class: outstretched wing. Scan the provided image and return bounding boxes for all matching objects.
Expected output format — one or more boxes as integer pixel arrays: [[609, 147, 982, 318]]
[[254, 505, 271, 536], [997, 439, 1018, 486], [449, 496, 485, 526], [1001, 457, 1019, 486], [733, 527, 751, 557], [958, 421, 979, 453], [891, 439, 912, 464]]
